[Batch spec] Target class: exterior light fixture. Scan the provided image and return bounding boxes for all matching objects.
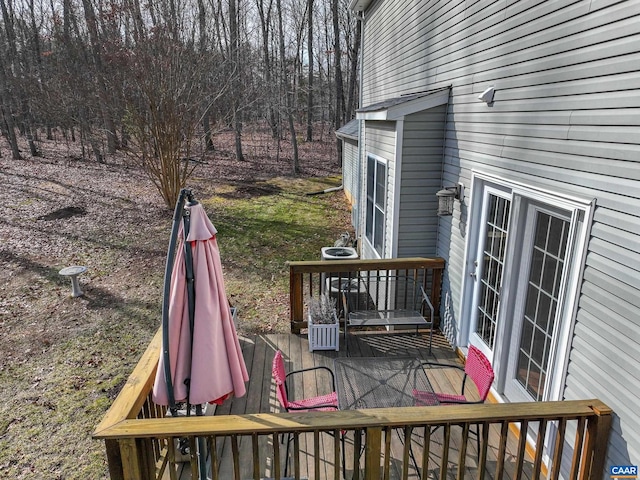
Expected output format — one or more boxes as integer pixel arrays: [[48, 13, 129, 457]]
[[437, 183, 464, 216]]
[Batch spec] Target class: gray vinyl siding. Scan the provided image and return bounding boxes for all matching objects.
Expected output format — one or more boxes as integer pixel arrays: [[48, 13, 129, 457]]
[[396, 107, 447, 258], [342, 138, 359, 229], [359, 0, 640, 470], [361, 121, 396, 260]]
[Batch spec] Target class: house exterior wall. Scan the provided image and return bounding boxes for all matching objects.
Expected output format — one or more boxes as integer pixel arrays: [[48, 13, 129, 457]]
[[358, 0, 640, 470], [360, 121, 396, 259], [341, 138, 360, 229], [396, 107, 447, 258]]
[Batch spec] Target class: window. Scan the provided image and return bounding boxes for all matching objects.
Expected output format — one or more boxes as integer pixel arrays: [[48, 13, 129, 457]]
[[365, 154, 386, 256]]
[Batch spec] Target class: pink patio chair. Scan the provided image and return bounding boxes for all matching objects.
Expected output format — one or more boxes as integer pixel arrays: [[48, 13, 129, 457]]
[[271, 350, 340, 477], [413, 345, 495, 456]]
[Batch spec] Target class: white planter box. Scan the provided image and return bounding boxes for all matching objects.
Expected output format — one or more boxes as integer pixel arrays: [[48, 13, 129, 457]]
[[308, 311, 339, 352]]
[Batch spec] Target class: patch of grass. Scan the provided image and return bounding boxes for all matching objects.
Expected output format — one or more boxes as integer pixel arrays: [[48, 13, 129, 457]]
[[201, 175, 349, 332]]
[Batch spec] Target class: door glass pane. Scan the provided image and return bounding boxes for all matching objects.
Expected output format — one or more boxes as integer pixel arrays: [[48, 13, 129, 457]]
[[476, 194, 511, 349], [516, 211, 570, 400]]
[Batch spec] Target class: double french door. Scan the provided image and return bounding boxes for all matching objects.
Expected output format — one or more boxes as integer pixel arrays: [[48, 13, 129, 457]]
[[465, 177, 589, 404]]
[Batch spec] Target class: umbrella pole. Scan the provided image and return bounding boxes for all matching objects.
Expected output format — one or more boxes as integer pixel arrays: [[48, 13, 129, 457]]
[[161, 188, 195, 414], [181, 196, 209, 480]]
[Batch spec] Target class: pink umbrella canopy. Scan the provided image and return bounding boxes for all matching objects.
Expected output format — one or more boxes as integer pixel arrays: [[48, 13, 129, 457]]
[[153, 202, 248, 406]]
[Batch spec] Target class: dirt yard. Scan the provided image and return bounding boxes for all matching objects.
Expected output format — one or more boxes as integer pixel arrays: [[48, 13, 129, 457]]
[[0, 126, 350, 479]]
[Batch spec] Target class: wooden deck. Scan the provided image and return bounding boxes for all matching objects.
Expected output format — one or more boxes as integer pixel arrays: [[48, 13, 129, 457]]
[[171, 330, 537, 480]]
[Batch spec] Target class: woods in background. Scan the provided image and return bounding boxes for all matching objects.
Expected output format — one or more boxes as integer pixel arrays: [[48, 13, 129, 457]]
[[0, 0, 361, 206]]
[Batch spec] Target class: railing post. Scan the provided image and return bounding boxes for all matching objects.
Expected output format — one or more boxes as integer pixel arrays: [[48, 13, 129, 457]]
[[364, 426, 382, 479], [119, 437, 148, 480], [290, 265, 304, 333], [580, 402, 613, 480], [104, 439, 125, 480]]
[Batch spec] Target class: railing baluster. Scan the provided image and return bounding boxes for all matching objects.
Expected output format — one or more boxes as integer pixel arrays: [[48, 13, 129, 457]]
[[532, 419, 548, 480], [353, 428, 362, 480], [251, 433, 259, 480], [441, 424, 450, 480], [294, 432, 301, 480], [334, 429, 341, 480], [550, 418, 567, 480], [457, 423, 469, 480], [272, 432, 281, 480], [569, 417, 586, 480], [421, 425, 432, 480], [514, 420, 529, 480], [477, 421, 489, 480], [494, 421, 509, 480], [188, 437, 197, 478], [210, 435, 219, 480], [401, 426, 412, 480], [313, 431, 320, 479], [383, 426, 392, 480], [231, 435, 239, 480], [167, 437, 177, 480]]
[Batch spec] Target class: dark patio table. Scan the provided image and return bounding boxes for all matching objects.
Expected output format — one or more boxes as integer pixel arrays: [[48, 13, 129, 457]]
[[333, 356, 438, 475], [333, 356, 439, 410]]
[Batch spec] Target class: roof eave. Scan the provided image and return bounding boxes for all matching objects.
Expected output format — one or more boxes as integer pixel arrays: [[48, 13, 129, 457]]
[[356, 88, 451, 121], [349, 0, 372, 12]]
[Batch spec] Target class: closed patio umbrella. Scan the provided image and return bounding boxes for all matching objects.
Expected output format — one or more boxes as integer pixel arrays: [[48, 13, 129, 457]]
[[152, 190, 248, 408]]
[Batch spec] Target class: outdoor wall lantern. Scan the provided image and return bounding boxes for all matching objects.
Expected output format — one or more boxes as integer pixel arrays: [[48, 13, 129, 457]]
[[437, 183, 464, 216]]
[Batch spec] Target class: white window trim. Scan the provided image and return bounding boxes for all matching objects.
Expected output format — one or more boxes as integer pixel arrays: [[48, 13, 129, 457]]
[[364, 152, 388, 258], [391, 120, 404, 258], [460, 170, 595, 402]]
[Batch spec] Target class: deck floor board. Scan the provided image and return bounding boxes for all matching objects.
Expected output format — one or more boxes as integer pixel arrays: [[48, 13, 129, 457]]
[[171, 330, 532, 480]]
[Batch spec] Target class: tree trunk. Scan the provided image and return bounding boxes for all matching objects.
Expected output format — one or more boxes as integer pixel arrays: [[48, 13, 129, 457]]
[[21, 98, 38, 156], [0, 53, 20, 159], [277, 0, 299, 174], [127, 0, 146, 41], [80, 0, 118, 158], [256, 0, 279, 139], [306, 0, 313, 142], [199, 0, 214, 151], [229, 0, 245, 160], [346, 17, 361, 122], [0, 104, 21, 160], [331, 0, 345, 129]]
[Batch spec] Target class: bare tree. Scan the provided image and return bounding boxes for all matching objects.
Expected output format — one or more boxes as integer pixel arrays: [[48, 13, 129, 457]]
[[345, 9, 361, 122], [276, 0, 299, 174], [229, 0, 245, 160], [0, 56, 20, 160], [256, 0, 279, 138], [119, 31, 228, 208], [306, 0, 314, 141], [80, 0, 119, 159], [331, 0, 345, 128]]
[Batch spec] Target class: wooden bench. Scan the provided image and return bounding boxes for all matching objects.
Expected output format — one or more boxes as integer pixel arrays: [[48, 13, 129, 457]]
[[341, 274, 434, 354]]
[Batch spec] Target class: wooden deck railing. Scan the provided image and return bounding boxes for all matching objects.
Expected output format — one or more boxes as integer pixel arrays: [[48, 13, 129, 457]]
[[94, 329, 612, 480], [288, 257, 446, 333]]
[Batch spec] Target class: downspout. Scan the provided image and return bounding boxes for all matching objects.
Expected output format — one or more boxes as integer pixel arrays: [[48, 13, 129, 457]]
[[435, 86, 452, 255], [355, 8, 365, 246]]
